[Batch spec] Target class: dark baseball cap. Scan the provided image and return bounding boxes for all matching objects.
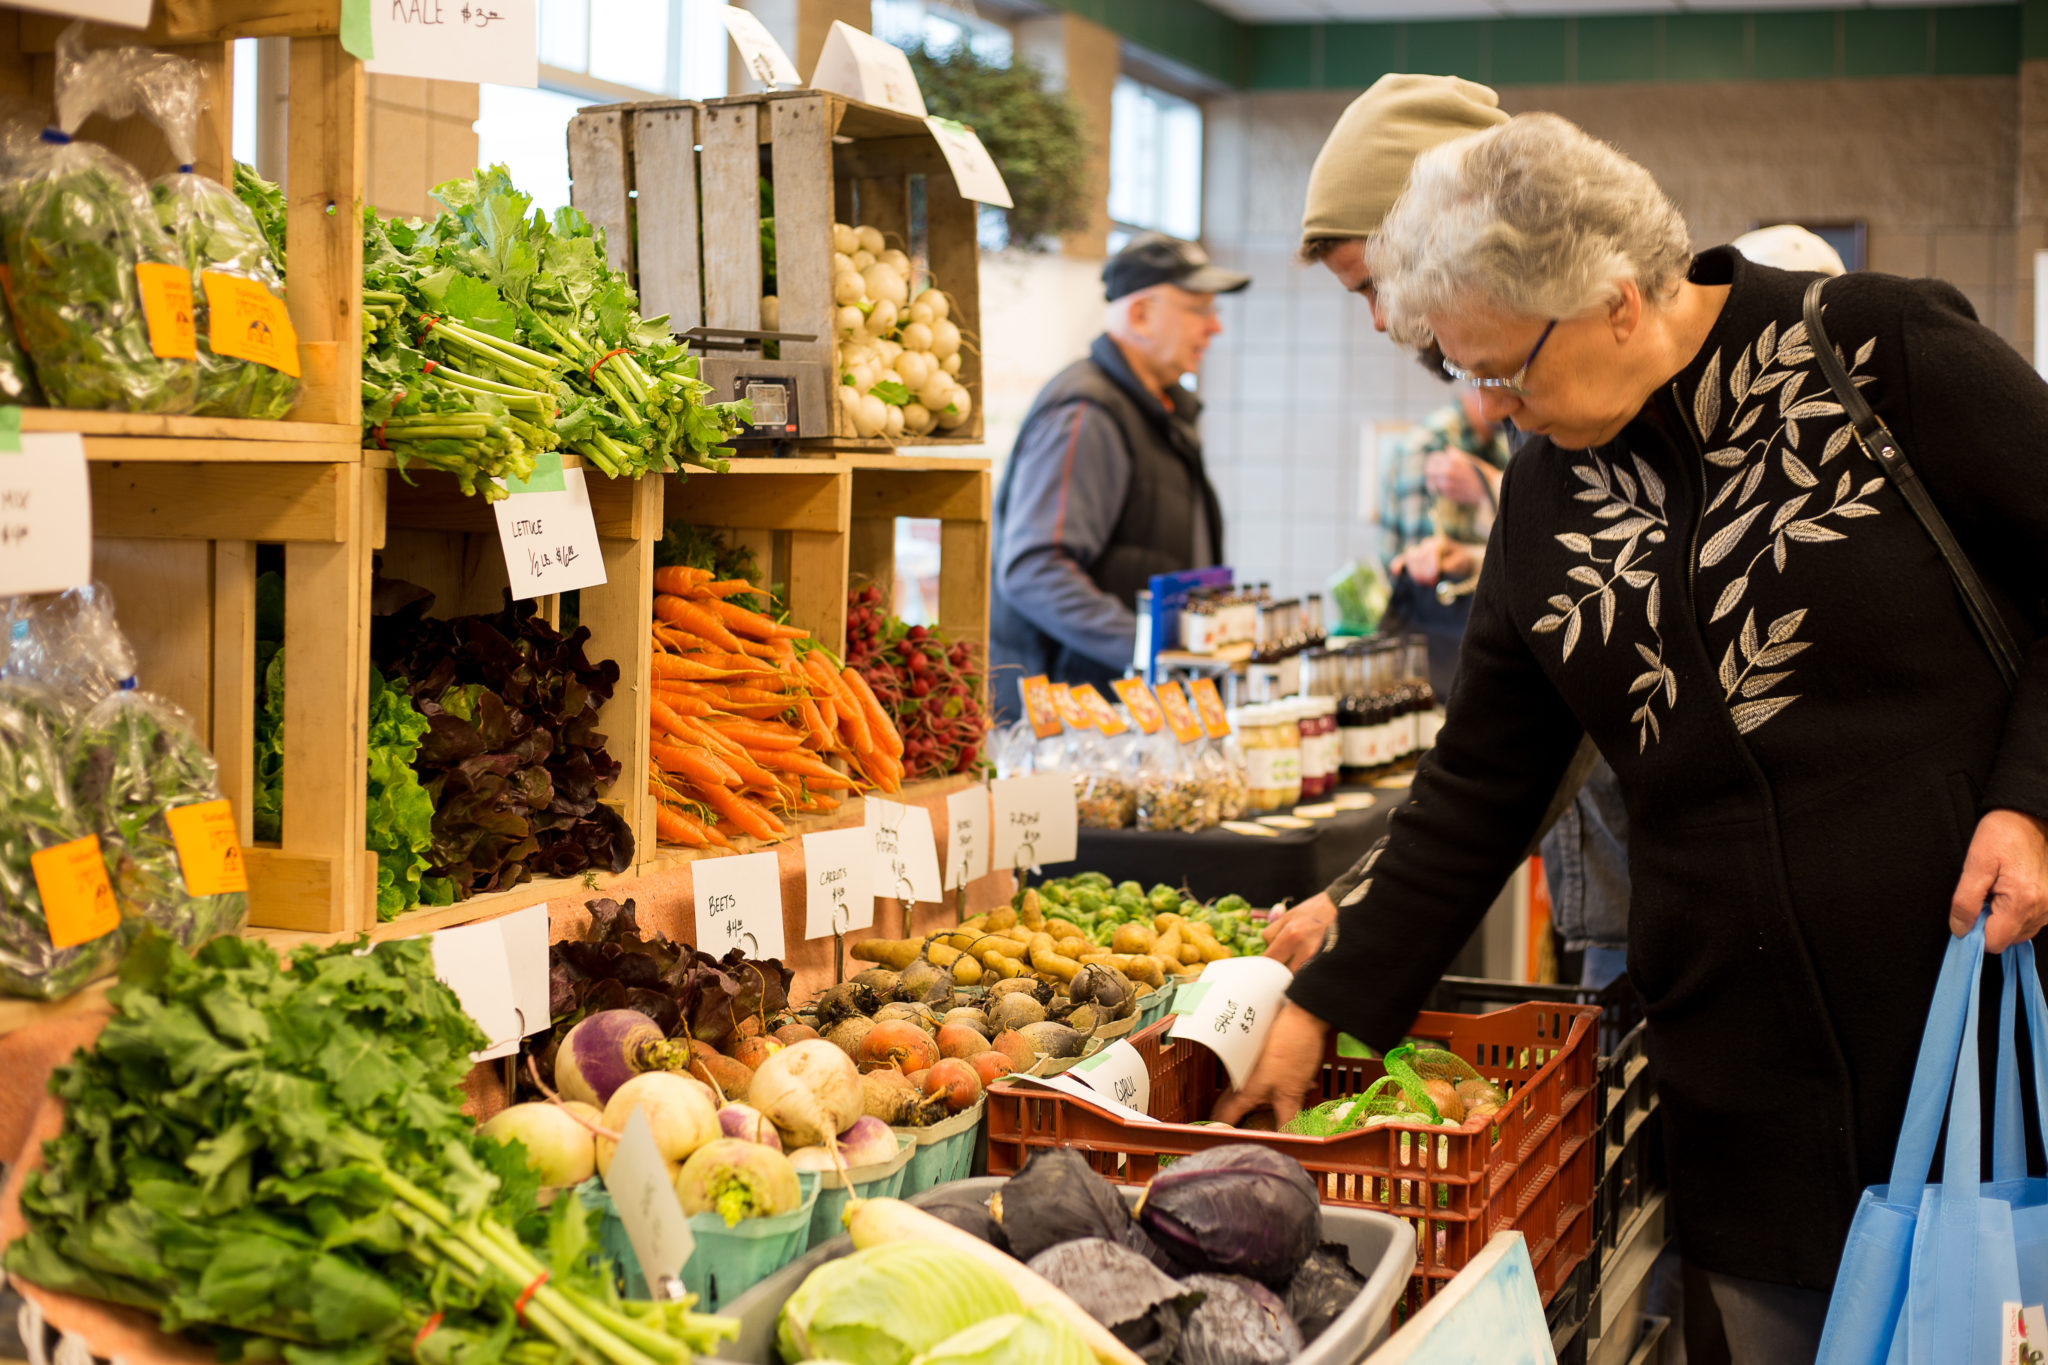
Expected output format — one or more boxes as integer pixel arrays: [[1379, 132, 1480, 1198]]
[[1103, 232, 1251, 302]]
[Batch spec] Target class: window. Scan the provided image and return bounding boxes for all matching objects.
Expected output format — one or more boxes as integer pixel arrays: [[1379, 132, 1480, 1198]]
[[1109, 76, 1201, 243], [477, 0, 729, 217], [872, 0, 1012, 65]]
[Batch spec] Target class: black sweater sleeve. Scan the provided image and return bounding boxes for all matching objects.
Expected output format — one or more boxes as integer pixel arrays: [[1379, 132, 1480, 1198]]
[[1289, 463, 1588, 1048], [1893, 281, 2048, 822]]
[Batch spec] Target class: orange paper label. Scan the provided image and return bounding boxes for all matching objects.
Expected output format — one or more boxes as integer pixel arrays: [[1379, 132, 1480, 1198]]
[[1020, 675, 1064, 739], [1113, 678, 1166, 735], [165, 799, 249, 896], [1189, 677, 1232, 738], [1074, 683, 1127, 736], [135, 262, 198, 360], [202, 272, 301, 376], [1156, 681, 1204, 744], [32, 835, 120, 950], [1049, 683, 1090, 731]]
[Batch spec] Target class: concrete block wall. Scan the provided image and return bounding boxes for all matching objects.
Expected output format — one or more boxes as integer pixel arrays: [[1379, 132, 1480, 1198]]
[[1196, 75, 2026, 600]]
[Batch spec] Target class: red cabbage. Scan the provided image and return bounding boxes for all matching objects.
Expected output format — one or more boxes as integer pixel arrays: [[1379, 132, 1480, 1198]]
[[1136, 1145, 1319, 1286], [1178, 1274, 1303, 1365]]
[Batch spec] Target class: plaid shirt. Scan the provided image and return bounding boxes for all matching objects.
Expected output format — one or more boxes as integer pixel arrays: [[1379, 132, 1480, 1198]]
[[1376, 403, 1514, 569]]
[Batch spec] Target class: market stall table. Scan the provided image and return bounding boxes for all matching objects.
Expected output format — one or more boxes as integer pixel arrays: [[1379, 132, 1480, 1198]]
[[1041, 782, 1414, 905]]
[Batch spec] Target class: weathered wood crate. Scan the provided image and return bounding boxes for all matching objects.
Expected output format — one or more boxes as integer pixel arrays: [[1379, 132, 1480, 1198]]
[[569, 90, 984, 448]]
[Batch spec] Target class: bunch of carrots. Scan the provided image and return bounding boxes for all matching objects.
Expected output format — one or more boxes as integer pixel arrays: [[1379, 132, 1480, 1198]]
[[648, 565, 905, 849]]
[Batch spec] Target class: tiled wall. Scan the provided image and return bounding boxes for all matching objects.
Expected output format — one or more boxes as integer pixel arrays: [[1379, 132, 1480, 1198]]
[[1196, 74, 2024, 600]]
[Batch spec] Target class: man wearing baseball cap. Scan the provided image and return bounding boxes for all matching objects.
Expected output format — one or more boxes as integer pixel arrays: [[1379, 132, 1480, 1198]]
[[988, 232, 1249, 723]]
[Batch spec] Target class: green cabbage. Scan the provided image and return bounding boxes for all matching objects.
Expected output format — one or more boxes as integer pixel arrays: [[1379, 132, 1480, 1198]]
[[777, 1244, 1020, 1365], [911, 1307, 1095, 1365]]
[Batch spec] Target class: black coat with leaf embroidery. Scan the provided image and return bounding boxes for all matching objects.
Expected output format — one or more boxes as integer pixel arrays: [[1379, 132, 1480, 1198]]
[[1293, 248, 2048, 1288]]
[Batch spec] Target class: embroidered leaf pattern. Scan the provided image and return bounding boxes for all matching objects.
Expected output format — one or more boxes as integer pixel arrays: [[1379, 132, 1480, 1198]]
[[1695, 350, 1722, 438], [1718, 606, 1809, 732]]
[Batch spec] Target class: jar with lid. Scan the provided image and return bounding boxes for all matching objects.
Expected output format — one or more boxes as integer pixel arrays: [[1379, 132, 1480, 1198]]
[[1239, 704, 1301, 811]]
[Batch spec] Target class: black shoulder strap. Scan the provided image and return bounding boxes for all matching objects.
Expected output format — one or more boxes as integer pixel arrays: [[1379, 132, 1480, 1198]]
[[1801, 278, 2022, 692]]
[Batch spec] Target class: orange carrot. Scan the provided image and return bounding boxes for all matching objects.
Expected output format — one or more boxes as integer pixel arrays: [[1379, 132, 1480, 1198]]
[[796, 695, 832, 751], [700, 579, 760, 598], [656, 688, 715, 717], [653, 566, 713, 595], [650, 696, 701, 741], [702, 717, 805, 750], [656, 804, 709, 846], [685, 719, 779, 787], [651, 654, 744, 682], [707, 597, 809, 641], [843, 666, 904, 760], [751, 747, 857, 787], [652, 738, 741, 789], [808, 654, 871, 753], [654, 595, 745, 651], [698, 784, 786, 840]]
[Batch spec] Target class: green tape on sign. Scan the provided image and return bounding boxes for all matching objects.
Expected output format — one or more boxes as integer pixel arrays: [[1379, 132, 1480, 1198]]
[[503, 452, 566, 496], [0, 407, 19, 454], [1073, 1047, 1112, 1072], [340, 0, 375, 61], [1171, 981, 1211, 1016]]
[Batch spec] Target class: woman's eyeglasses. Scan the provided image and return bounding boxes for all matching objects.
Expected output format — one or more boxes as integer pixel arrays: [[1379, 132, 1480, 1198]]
[[1442, 319, 1558, 398]]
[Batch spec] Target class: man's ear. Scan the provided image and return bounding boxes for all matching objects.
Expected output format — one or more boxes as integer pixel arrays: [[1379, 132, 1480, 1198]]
[[1607, 279, 1644, 344]]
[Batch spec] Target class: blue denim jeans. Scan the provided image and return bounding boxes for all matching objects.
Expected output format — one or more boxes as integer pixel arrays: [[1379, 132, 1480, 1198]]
[[1542, 754, 1630, 957]]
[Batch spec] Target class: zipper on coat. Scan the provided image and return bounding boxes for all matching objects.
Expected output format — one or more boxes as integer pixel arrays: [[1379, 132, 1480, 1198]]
[[1668, 381, 1707, 611]]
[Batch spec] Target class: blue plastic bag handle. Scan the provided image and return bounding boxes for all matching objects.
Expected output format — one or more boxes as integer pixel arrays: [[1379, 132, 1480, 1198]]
[[1931, 933, 1986, 1351], [1888, 918, 1987, 1205], [1991, 938, 2048, 1183]]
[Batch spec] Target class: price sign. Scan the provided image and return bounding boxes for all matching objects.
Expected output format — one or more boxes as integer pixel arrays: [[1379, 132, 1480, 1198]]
[[944, 785, 990, 890], [164, 799, 248, 896], [991, 772, 1078, 873], [33, 835, 119, 950], [429, 917, 519, 1061], [802, 825, 874, 939], [810, 20, 927, 117], [924, 116, 1013, 208], [1070, 1039, 1151, 1115], [492, 454, 608, 600], [605, 1108, 696, 1296], [136, 263, 197, 358], [7, 0, 152, 26], [1049, 682, 1091, 732], [368, 0, 538, 87], [720, 5, 801, 87], [0, 432, 91, 600], [1010, 1070, 1160, 1126], [202, 273, 301, 376], [691, 851, 785, 960], [1169, 956, 1294, 1091], [867, 798, 941, 905]]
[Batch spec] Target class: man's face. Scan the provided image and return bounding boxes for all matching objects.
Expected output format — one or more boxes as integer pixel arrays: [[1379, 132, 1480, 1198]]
[[1318, 239, 1385, 330], [1136, 284, 1225, 386]]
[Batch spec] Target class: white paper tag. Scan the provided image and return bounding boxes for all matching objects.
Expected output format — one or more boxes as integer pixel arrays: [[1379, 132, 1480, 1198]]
[[944, 786, 990, 890], [1070, 1038, 1150, 1115], [492, 458, 607, 600], [1333, 791, 1377, 811], [0, 434, 91, 599], [1169, 956, 1294, 1092], [496, 903, 553, 1044], [429, 919, 520, 1061], [1010, 1071, 1160, 1125], [810, 20, 927, 117], [606, 1108, 695, 1292], [6, 0, 150, 25], [991, 773, 1079, 873], [692, 850, 786, 960], [924, 116, 1013, 208], [367, 0, 538, 87], [802, 825, 874, 939], [721, 4, 801, 87], [868, 798, 942, 905], [2002, 1303, 2048, 1365]]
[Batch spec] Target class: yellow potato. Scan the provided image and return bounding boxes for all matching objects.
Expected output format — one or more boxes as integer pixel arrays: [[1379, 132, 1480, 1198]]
[[1112, 923, 1158, 955]]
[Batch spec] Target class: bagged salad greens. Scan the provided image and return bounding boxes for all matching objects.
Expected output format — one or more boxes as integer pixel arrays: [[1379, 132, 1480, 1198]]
[[0, 97, 47, 405], [0, 581, 136, 713], [137, 49, 299, 418], [0, 26, 198, 413], [0, 683, 120, 999], [67, 689, 248, 952]]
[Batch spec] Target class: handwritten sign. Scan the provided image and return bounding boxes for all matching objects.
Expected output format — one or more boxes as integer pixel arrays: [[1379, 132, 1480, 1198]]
[[925, 116, 1013, 208], [1010, 1070, 1159, 1126], [1169, 956, 1293, 1091], [721, 5, 801, 87], [691, 851, 785, 960], [492, 454, 607, 600], [992, 772, 1078, 872], [0, 433, 91, 598], [605, 1108, 695, 1296], [368, 0, 538, 87], [867, 797, 942, 905], [1071, 1039, 1151, 1115], [944, 785, 990, 890], [811, 20, 927, 117], [802, 825, 874, 939], [7, 0, 152, 27]]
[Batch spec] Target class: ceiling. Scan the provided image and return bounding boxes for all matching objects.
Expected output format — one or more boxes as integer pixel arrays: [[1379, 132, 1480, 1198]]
[[1205, 0, 2011, 18]]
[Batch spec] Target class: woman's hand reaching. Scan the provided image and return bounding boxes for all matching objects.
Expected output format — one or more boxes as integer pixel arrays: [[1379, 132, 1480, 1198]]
[[1952, 808, 2048, 952]]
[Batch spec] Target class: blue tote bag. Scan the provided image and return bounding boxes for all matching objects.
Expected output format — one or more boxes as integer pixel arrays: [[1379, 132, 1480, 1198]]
[[1818, 921, 2048, 1365]]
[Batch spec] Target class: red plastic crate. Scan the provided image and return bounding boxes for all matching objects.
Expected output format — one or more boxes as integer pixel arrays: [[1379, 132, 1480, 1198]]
[[986, 1002, 1600, 1315]]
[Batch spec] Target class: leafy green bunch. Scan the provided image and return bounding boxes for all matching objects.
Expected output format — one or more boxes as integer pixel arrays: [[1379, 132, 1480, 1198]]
[[367, 667, 442, 920], [6, 931, 739, 1364], [0, 284, 42, 404]]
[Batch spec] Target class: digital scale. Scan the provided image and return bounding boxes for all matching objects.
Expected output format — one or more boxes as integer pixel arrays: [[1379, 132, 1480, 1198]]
[[681, 327, 832, 454]]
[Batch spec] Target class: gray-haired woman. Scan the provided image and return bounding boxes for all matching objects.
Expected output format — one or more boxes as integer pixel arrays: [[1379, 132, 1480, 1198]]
[[1218, 112, 2048, 1359]]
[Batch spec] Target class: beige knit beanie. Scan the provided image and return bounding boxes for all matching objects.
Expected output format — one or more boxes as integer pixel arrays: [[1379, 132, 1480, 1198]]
[[1300, 73, 1510, 248]]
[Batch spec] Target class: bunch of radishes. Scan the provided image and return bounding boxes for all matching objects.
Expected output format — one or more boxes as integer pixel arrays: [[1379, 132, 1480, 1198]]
[[845, 583, 988, 781], [828, 221, 972, 440]]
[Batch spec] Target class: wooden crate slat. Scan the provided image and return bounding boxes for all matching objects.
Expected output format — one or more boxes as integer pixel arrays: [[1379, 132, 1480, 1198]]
[[19, 411, 359, 444], [92, 462, 354, 541], [629, 104, 703, 333], [851, 466, 987, 522], [20, 0, 343, 46], [92, 540, 216, 731], [769, 96, 834, 373], [567, 108, 634, 278], [700, 101, 765, 336], [667, 469, 849, 534], [384, 469, 647, 541], [242, 847, 350, 932], [213, 540, 259, 847], [580, 477, 661, 860], [284, 33, 364, 427]]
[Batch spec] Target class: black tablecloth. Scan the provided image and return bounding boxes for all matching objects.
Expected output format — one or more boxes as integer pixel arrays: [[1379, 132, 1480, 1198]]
[[1039, 783, 1412, 905]]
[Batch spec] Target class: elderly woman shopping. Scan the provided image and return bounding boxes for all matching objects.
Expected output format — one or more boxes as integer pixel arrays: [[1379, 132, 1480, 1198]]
[[1217, 113, 2048, 1360]]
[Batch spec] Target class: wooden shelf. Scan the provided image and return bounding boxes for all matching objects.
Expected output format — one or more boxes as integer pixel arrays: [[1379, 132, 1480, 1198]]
[[23, 410, 362, 463], [638, 771, 982, 874]]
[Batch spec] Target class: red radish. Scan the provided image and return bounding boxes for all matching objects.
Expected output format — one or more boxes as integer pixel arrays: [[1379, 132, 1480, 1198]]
[[968, 1051, 1014, 1087], [859, 1020, 939, 1074], [923, 1058, 983, 1112]]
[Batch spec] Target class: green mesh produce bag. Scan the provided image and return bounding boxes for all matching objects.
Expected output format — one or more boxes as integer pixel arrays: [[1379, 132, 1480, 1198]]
[[1283, 1044, 1507, 1135]]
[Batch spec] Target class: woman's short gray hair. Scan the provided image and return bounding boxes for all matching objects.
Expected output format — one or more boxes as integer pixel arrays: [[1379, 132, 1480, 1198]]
[[1366, 113, 1693, 349]]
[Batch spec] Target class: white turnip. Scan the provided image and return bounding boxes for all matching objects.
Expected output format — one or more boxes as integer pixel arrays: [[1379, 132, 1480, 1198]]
[[837, 304, 865, 338], [832, 249, 857, 275], [930, 318, 962, 360], [855, 224, 885, 255], [900, 321, 934, 355], [479, 1102, 598, 1187], [837, 385, 863, 428], [884, 404, 905, 440], [750, 1039, 864, 1147], [880, 247, 911, 276], [925, 289, 951, 322], [917, 374, 952, 412], [863, 262, 908, 308], [896, 351, 934, 391], [594, 1070, 719, 1177], [855, 392, 889, 438], [865, 297, 898, 336], [942, 352, 962, 377], [852, 248, 876, 271], [833, 222, 859, 255], [718, 1102, 783, 1150], [877, 367, 905, 391], [555, 1009, 693, 1108], [907, 297, 936, 328], [874, 338, 904, 367], [834, 271, 866, 306], [901, 402, 935, 435], [847, 362, 876, 394], [936, 387, 972, 429]]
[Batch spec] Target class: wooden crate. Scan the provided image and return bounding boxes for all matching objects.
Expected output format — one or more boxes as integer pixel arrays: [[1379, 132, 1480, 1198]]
[[847, 458, 991, 667]]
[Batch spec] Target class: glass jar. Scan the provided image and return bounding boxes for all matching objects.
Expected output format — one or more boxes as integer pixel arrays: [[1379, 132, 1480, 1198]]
[[1238, 704, 1298, 812], [1295, 696, 1331, 800]]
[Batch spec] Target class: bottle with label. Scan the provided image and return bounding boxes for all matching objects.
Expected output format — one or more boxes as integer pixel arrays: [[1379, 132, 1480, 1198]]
[[1338, 645, 1372, 782], [1179, 590, 1217, 654], [1303, 592, 1326, 650], [1368, 638, 1405, 773]]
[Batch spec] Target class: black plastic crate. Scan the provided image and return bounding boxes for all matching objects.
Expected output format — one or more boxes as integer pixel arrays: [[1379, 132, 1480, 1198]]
[[1548, 1253, 1598, 1365], [1597, 1086, 1664, 1264], [1429, 974, 1644, 1059]]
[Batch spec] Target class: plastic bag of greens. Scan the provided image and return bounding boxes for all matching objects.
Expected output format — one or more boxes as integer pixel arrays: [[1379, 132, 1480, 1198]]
[[0, 582, 138, 717], [68, 689, 247, 950], [138, 52, 299, 419], [0, 27, 199, 414], [1282, 1043, 1507, 1136], [0, 684, 124, 999], [1325, 560, 1387, 637], [0, 98, 48, 404]]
